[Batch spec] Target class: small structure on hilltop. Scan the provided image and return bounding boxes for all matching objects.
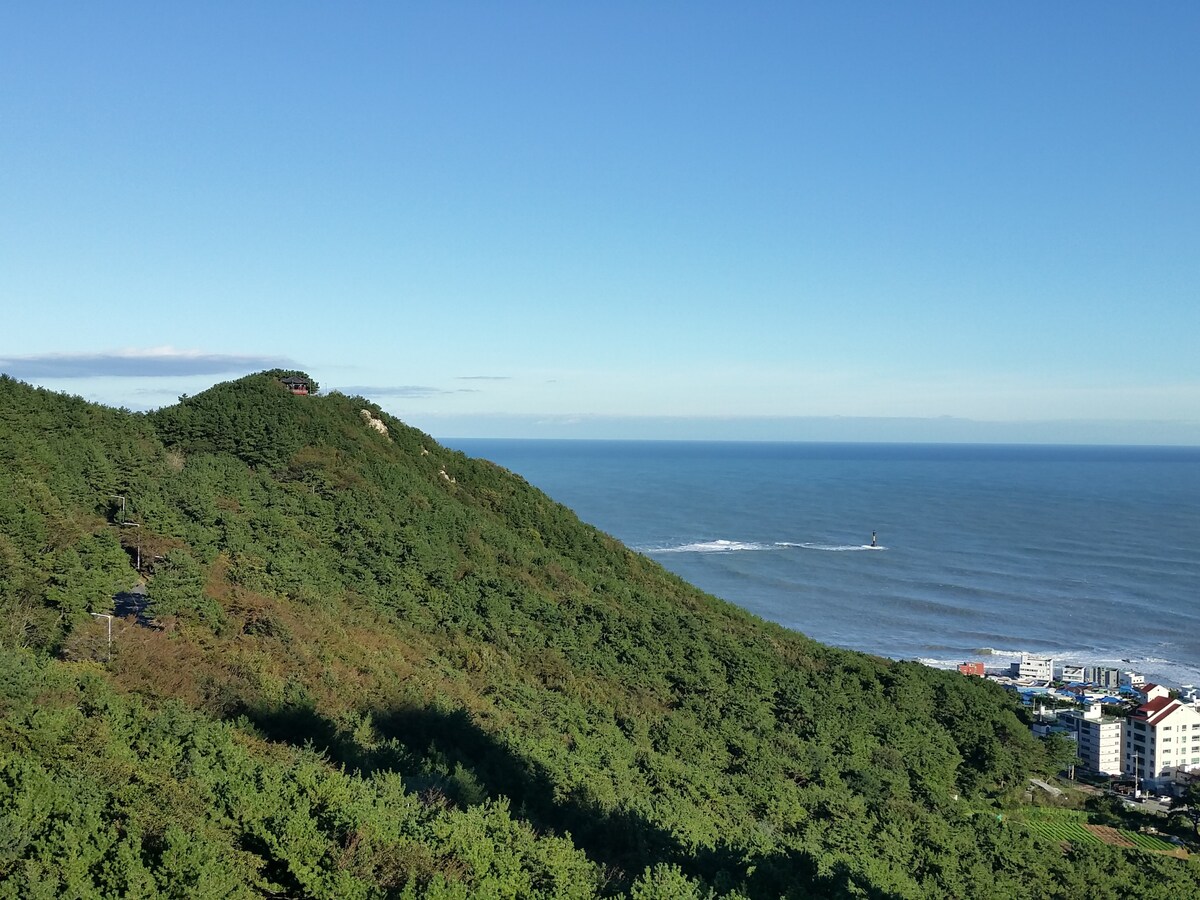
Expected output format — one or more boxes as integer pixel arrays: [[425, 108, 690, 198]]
[[280, 375, 310, 395]]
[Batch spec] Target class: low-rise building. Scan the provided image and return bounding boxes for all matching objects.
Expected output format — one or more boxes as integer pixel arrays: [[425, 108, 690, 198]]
[[1085, 666, 1121, 690], [1057, 663, 1086, 683]]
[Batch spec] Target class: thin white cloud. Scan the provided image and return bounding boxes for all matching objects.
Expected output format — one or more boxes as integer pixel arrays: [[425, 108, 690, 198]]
[[0, 347, 295, 378], [335, 384, 481, 399]]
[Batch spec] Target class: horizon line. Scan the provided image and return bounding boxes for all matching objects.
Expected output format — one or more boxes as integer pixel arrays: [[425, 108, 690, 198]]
[[440, 435, 1200, 450]]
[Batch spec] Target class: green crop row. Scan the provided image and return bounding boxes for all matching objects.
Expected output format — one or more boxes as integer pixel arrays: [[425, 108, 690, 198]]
[[1027, 821, 1178, 855], [1028, 822, 1094, 844], [1125, 832, 1178, 853]]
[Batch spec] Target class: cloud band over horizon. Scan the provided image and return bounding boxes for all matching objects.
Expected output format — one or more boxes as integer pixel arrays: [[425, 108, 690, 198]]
[[0, 348, 297, 379]]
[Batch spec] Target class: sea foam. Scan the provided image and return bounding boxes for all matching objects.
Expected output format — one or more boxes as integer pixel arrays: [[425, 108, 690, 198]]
[[778, 541, 886, 552], [649, 539, 772, 553]]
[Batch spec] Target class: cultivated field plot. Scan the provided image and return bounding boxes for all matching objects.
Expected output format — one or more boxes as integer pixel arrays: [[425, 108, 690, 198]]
[[1023, 812, 1186, 858]]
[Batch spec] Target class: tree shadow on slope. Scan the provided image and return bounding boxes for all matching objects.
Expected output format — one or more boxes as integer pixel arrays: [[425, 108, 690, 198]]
[[241, 700, 691, 890], [241, 701, 912, 898], [392, 707, 694, 877], [738, 851, 898, 900]]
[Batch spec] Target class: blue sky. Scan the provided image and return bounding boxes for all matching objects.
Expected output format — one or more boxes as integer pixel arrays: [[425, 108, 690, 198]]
[[3, 3, 1198, 443]]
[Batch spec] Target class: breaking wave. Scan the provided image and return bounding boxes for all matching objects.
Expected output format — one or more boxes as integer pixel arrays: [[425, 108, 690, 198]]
[[646, 538, 889, 554], [648, 539, 773, 553], [915, 658, 961, 671], [971, 647, 1029, 658]]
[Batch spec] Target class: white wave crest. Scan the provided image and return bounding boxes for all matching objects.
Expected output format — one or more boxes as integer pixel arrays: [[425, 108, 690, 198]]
[[915, 658, 962, 670], [1115, 656, 1200, 689], [649, 539, 772, 553]]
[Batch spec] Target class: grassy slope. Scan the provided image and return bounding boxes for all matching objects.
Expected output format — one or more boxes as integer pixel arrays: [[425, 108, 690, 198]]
[[1, 372, 1197, 898]]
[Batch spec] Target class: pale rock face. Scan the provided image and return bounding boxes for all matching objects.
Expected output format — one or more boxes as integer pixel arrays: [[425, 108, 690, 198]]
[[360, 409, 390, 439]]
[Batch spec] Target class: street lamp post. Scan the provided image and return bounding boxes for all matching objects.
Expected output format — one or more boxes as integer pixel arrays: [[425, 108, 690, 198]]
[[110, 497, 141, 571], [89, 612, 112, 662]]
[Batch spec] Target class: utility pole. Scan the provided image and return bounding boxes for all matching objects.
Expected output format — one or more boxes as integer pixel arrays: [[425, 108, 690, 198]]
[[110, 495, 126, 524], [89, 612, 112, 662]]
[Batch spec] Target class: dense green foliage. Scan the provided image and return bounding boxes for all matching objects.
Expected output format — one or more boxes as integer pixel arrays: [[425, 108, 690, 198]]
[[1169, 782, 1200, 840], [1, 372, 1196, 897]]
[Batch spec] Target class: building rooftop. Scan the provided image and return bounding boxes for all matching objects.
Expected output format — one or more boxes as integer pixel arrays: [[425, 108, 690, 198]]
[[1130, 696, 1180, 726]]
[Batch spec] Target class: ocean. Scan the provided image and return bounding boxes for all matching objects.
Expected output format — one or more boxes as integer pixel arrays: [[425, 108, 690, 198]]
[[444, 440, 1200, 688]]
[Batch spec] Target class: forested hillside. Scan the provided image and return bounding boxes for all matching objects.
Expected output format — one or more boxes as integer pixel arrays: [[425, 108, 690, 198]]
[[1, 372, 1195, 898]]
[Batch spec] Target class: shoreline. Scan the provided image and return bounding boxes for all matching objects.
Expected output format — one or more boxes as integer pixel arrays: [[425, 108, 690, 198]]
[[911, 649, 1200, 692]]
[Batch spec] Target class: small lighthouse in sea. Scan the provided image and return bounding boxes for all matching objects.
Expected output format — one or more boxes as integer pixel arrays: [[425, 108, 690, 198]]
[[870, 531, 877, 547]]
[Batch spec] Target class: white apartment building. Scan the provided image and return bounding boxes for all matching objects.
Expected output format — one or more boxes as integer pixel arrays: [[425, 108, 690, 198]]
[[1124, 696, 1200, 788], [1013, 653, 1054, 681], [1059, 704, 1123, 775]]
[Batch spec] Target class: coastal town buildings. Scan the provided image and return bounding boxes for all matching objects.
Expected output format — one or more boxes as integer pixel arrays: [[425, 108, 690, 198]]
[[956, 653, 1200, 790]]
